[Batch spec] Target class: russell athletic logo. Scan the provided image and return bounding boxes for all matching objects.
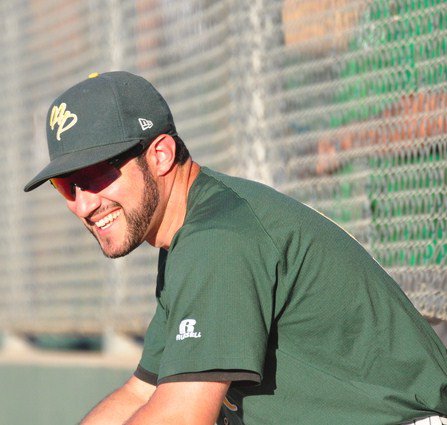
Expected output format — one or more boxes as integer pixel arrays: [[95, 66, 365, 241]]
[[176, 318, 202, 341]]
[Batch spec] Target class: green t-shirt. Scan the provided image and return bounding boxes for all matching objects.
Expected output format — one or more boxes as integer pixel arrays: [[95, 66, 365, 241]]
[[135, 167, 447, 424]]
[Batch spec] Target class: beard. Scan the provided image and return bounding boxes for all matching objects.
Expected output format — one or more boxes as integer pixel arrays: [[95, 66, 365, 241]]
[[91, 161, 160, 259]]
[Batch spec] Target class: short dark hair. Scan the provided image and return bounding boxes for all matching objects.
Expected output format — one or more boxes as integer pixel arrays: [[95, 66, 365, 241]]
[[172, 135, 190, 165], [134, 134, 190, 170]]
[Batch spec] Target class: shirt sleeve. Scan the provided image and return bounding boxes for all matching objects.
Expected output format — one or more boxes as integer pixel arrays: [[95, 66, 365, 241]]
[[135, 249, 169, 384], [134, 300, 166, 385], [156, 226, 278, 385]]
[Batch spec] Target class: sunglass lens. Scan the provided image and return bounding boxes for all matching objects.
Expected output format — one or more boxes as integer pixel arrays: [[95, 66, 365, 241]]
[[50, 178, 75, 201]]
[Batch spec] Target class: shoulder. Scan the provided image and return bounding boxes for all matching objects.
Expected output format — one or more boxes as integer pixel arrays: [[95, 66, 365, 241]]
[[163, 171, 281, 289], [175, 168, 279, 249]]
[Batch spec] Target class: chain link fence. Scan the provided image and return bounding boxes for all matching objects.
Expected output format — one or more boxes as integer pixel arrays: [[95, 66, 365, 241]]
[[1, 0, 446, 343]]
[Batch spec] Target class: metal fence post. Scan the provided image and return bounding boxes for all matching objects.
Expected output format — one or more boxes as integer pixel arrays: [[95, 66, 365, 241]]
[[228, 0, 285, 185], [1, 1, 30, 346]]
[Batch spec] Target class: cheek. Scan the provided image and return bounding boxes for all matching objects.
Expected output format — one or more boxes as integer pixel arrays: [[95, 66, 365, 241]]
[[102, 176, 142, 204], [100, 161, 148, 204]]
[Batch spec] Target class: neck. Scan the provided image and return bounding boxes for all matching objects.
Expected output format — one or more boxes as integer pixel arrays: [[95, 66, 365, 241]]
[[147, 159, 200, 249]]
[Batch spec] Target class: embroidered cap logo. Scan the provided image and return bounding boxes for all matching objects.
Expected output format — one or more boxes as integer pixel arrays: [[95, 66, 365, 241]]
[[49, 103, 78, 141], [138, 118, 153, 131]]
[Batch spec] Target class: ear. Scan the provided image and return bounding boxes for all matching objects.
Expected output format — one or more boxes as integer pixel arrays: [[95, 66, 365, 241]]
[[147, 134, 176, 176]]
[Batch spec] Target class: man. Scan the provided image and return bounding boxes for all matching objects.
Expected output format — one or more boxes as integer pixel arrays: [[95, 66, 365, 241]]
[[24, 71, 447, 425]]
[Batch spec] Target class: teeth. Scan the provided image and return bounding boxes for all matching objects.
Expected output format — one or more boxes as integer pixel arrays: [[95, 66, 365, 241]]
[[95, 211, 121, 229]]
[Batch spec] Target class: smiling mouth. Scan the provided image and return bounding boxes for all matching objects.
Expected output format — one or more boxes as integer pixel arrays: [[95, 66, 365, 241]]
[[94, 211, 122, 229]]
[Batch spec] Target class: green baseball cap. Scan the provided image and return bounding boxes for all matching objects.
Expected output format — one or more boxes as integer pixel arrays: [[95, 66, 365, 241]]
[[24, 71, 177, 192]]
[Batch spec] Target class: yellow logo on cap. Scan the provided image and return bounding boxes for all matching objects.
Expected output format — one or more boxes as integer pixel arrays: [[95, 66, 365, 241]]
[[88, 72, 99, 78], [49, 103, 78, 141]]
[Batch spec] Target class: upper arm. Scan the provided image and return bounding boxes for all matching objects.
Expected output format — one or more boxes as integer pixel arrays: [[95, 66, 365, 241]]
[[123, 375, 157, 402], [125, 380, 230, 425], [156, 229, 277, 383], [138, 231, 277, 387]]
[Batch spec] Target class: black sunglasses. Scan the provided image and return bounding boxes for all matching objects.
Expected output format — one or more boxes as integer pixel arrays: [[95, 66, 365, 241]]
[[50, 139, 152, 200]]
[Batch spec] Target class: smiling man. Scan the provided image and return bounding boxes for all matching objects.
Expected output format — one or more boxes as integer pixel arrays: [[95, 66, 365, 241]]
[[24, 72, 447, 425], [56, 141, 162, 257]]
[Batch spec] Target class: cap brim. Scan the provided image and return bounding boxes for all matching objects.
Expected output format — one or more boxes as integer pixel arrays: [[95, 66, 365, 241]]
[[24, 139, 143, 192]]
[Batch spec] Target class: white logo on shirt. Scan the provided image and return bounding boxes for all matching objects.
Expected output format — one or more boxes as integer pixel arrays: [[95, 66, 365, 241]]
[[176, 318, 202, 341], [138, 118, 153, 131]]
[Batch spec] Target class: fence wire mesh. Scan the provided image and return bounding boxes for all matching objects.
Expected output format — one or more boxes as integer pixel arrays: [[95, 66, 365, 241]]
[[1, 0, 446, 338]]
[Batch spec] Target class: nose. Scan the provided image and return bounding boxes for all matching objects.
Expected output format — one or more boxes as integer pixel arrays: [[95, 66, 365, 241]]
[[67, 186, 101, 218]]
